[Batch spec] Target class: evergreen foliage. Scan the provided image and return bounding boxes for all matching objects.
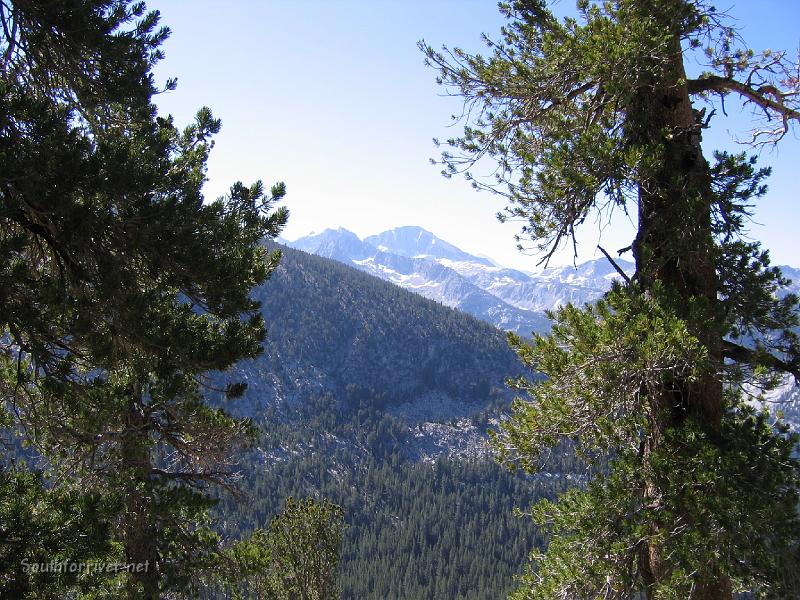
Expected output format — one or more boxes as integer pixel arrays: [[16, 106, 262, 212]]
[[500, 285, 800, 598], [0, 464, 119, 599], [207, 497, 345, 600], [422, 1, 800, 598], [0, 2, 289, 597], [216, 443, 563, 600]]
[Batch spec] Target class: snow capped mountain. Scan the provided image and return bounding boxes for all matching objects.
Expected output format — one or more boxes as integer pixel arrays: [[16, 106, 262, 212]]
[[283, 226, 800, 431], [288, 227, 373, 263], [286, 226, 634, 335], [364, 226, 495, 267]]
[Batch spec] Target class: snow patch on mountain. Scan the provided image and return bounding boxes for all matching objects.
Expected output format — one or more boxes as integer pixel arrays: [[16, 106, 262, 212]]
[[750, 376, 800, 433], [286, 226, 632, 334]]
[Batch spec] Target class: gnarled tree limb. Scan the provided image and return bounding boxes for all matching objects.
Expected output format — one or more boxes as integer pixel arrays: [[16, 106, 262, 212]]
[[688, 75, 799, 144], [688, 76, 800, 120]]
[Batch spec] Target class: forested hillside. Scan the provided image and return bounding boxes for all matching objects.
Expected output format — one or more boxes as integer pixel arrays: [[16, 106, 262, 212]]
[[208, 245, 580, 598], [221, 244, 524, 425], [219, 453, 577, 600]]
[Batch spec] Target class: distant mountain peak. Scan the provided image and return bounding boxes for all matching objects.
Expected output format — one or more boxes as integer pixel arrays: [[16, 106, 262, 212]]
[[288, 227, 371, 262], [365, 227, 494, 267], [285, 227, 632, 334], [285, 227, 800, 338]]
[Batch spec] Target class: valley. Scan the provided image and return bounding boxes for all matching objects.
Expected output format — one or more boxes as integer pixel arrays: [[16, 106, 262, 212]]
[[214, 231, 800, 598]]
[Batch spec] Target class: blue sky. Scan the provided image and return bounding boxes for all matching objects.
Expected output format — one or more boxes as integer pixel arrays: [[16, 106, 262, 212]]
[[152, 1, 798, 270]]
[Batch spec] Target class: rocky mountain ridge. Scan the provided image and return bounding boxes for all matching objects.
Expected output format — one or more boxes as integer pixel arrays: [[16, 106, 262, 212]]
[[286, 225, 636, 335], [287, 224, 800, 329]]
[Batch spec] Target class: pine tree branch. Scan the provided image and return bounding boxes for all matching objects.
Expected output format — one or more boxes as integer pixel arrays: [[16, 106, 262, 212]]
[[687, 76, 800, 127], [597, 245, 631, 284], [722, 339, 800, 383]]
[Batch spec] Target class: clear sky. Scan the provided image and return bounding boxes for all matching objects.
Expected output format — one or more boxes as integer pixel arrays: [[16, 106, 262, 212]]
[[151, 1, 798, 271]]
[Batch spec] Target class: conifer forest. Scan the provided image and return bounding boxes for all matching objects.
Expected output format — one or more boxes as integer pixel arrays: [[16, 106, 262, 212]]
[[1, 1, 799, 599]]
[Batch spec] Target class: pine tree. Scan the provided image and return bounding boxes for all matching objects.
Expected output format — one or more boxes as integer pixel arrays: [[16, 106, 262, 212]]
[[210, 497, 346, 600], [422, 1, 800, 598], [1, 2, 288, 597]]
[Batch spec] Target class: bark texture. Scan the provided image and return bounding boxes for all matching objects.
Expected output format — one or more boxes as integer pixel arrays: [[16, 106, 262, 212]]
[[629, 17, 730, 600]]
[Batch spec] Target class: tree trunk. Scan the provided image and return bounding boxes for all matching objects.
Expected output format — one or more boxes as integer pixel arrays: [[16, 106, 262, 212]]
[[628, 13, 729, 600], [120, 385, 160, 600]]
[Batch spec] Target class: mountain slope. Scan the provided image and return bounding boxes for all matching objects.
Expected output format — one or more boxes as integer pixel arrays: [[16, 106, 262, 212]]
[[214, 238, 798, 599], [287, 227, 634, 335], [223, 243, 523, 431]]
